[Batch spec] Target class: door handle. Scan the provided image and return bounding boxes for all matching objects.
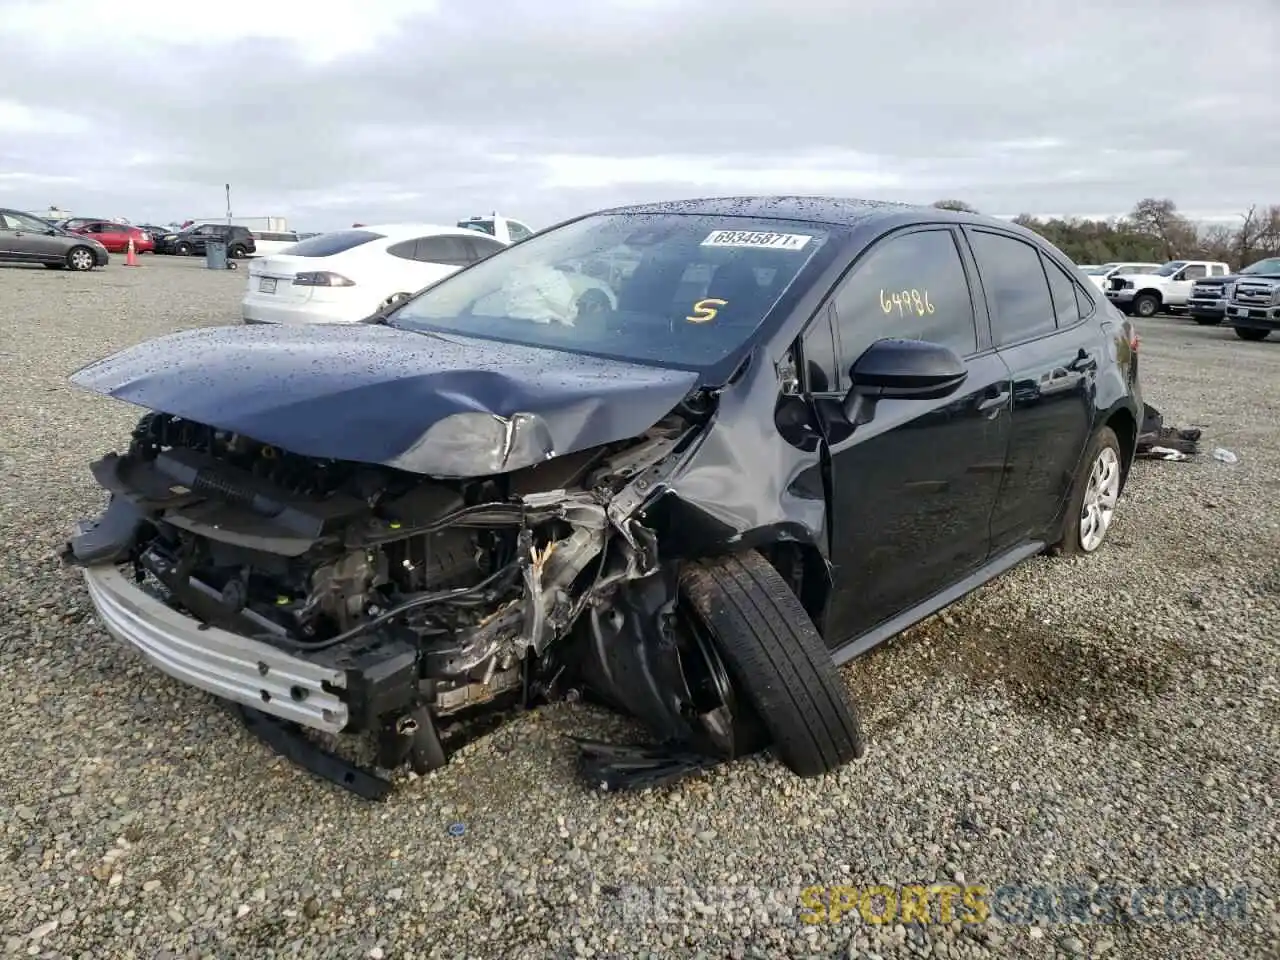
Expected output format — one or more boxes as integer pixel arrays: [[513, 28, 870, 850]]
[[978, 391, 1010, 417], [1070, 349, 1098, 373]]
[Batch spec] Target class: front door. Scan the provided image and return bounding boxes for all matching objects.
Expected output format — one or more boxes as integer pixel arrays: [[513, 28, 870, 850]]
[[803, 225, 1013, 647], [963, 228, 1098, 551], [1166, 263, 1206, 306]]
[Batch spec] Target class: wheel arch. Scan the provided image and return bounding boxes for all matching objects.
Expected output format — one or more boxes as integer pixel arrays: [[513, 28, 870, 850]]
[[1103, 404, 1138, 490]]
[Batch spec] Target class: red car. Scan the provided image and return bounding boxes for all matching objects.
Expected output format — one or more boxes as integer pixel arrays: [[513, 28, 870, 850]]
[[70, 221, 156, 254]]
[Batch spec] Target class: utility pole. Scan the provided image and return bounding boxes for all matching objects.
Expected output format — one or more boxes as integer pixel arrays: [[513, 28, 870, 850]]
[[225, 183, 232, 226]]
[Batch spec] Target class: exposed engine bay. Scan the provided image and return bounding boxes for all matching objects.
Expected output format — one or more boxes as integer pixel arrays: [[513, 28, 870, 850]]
[[63, 406, 747, 794]]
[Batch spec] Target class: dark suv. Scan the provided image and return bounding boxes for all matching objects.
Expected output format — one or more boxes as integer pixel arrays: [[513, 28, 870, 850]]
[[157, 223, 256, 259], [63, 197, 1143, 796]]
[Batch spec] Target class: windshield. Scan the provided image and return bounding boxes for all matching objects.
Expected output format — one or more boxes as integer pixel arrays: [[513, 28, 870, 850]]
[[458, 219, 497, 236], [1085, 265, 1113, 275], [1242, 258, 1280, 275], [1155, 260, 1187, 276], [389, 212, 830, 369]]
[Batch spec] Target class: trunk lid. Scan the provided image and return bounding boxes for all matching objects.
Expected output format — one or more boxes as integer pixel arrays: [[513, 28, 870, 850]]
[[247, 254, 320, 304]]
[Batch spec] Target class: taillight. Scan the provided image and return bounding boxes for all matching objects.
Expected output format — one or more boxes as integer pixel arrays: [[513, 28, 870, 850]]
[[293, 271, 355, 287]]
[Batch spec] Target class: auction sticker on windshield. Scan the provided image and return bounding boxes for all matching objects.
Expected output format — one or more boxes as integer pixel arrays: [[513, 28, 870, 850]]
[[701, 230, 814, 250]]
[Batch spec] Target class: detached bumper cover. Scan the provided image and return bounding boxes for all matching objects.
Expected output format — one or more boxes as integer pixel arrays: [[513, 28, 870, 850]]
[[82, 564, 349, 733]]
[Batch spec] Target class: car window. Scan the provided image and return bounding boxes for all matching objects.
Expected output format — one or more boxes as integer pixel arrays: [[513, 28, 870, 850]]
[[829, 228, 978, 371], [1181, 264, 1207, 280], [507, 221, 533, 242], [386, 240, 417, 262], [415, 235, 476, 266], [285, 229, 386, 257], [464, 236, 507, 262], [390, 212, 830, 371], [968, 230, 1056, 347], [2, 212, 49, 231], [1042, 254, 1082, 328], [801, 308, 841, 393], [1074, 282, 1096, 319], [458, 219, 496, 237]]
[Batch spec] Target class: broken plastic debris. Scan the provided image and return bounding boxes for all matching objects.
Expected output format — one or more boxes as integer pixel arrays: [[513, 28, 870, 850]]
[[448, 822, 466, 837], [1147, 446, 1191, 462], [1212, 448, 1239, 464]]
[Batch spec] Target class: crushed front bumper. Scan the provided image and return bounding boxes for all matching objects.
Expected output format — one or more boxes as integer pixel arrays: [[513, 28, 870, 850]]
[[81, 564, 350, 733]]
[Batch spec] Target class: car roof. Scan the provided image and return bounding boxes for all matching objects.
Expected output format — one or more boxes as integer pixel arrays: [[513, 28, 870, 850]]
[[583, 195, 1040, 240], [359, 223, 500, 240], [597, 196, 916, 226]]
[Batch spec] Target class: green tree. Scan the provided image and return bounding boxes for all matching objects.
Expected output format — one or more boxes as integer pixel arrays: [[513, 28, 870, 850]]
[[931, 199, 979, 213]]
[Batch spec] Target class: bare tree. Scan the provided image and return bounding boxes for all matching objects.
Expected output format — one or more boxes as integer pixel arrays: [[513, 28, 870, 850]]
[[1126, 198, 1197, 260]]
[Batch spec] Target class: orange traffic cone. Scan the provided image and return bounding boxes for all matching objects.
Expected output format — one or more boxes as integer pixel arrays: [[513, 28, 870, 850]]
[[124, 236, 139, 267]]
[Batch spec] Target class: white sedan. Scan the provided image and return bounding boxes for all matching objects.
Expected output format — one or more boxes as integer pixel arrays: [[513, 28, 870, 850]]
[[241, 224, 509, 325]]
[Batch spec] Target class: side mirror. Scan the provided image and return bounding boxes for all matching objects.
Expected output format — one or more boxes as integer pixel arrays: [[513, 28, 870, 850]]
[[842, 338, 967, 422]]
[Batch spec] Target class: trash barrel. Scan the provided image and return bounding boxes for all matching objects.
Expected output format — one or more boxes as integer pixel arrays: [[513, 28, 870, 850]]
[[205, 239, 228, 270]]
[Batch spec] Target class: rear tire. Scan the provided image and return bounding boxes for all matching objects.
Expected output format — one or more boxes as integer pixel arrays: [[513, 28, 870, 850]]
[[1132, 293, 1160, 318], [1054, 426, 1123, 556], [679, 551, 865, 777], [1234, 327, 1270, 341], [175, 242, 192, 256], [228, 243, 247, 259]]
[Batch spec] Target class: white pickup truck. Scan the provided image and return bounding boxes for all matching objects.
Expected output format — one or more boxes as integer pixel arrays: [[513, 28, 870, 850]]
[[1082, 261, 1161, 291], [1103, 259, 1232, 318], [456, 213, 535, 244]]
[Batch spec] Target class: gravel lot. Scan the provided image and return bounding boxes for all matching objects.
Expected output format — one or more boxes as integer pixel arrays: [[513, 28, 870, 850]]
[[1, 256, 1277, 960]]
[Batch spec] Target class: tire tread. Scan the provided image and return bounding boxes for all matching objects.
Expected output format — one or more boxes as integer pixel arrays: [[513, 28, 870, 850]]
[[681, 551, 864, 777]]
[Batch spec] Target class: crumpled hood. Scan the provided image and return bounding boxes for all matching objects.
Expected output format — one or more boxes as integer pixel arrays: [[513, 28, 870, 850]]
[[68, 323, 701, 476]]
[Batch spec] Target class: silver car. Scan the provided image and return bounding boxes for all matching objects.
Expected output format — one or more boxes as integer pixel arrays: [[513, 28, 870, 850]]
[[0, 209, 110, 270]]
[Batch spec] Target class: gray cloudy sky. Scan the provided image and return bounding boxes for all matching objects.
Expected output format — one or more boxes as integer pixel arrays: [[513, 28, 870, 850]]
[[1, 0, 1276, 231]]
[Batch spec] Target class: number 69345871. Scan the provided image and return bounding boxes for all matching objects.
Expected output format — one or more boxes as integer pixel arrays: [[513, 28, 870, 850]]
[[879, 288, 934, 317]]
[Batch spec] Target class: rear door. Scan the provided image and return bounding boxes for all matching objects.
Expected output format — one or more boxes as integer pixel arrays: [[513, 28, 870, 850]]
[[88, 221, 129, 252], [0, 212, 29, 261], [806, 225, 1014, 647], [963, 228, 1099, 552]]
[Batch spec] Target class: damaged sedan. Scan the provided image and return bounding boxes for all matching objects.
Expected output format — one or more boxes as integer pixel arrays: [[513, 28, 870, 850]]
[[63, 197, 1142, 797]]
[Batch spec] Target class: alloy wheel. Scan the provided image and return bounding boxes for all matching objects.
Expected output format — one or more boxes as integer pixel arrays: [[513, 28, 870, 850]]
[[1079, 446, 1121, 552]]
